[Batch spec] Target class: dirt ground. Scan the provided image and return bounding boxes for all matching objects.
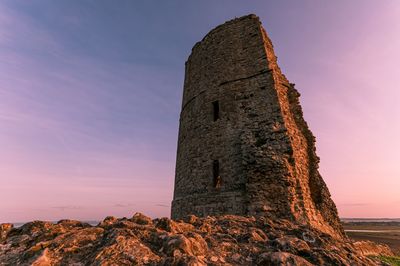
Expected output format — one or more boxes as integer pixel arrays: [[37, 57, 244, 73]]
[[343, 222, 400, 255]]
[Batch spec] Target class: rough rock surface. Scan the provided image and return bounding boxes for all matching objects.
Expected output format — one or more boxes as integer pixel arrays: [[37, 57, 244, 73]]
[[172, 14, 343, 239], [0, 213, 391, 265]]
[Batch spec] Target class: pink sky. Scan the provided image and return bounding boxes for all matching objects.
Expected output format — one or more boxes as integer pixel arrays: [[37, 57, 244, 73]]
[[0, 1, 399, 222], [290, 3, 400, 218]]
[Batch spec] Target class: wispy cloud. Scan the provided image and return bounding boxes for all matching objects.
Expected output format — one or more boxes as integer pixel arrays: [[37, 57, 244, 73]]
[[0, 3, 62, 56], [155, 204, 170, 208], [52, 206, 83, 211], [113, 203, 136, 208], [338, 203, 371, 207]]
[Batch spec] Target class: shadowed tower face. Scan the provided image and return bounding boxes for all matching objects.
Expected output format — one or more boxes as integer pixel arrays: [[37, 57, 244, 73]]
[[172, 15, 344, 238]]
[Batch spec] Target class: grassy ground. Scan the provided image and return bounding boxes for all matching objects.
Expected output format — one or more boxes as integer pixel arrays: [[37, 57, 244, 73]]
[[375, 255, 400, 266]]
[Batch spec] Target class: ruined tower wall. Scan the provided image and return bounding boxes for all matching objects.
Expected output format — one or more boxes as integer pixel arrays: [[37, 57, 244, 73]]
[[257, 27, 344, 236], [172, 15, 344, 238], [173, 16, 270, 217]]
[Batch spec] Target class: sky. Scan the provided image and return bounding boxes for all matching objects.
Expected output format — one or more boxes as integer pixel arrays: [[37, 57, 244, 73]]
[[0, 1, 399, 223]]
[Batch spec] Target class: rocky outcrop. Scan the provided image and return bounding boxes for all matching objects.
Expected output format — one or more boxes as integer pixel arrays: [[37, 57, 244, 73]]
[[0, 213, 391, 265], [353, 240, 394, 257], [0, 223, 12, 242]]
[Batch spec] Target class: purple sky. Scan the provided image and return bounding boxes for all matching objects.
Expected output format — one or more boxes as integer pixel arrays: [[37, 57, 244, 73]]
[[1, 1, 399, 223]]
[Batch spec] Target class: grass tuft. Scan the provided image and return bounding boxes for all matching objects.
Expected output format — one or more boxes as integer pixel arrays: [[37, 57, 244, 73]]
[[376, 255, 400, 266]]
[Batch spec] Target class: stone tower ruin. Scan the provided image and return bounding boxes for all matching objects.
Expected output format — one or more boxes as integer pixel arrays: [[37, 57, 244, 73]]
[[172, 14, 344, 238]]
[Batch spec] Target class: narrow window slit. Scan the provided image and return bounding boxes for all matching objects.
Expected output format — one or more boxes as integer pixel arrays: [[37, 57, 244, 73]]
[[212, 101, 219, 121], [213, 160, 221, 188]]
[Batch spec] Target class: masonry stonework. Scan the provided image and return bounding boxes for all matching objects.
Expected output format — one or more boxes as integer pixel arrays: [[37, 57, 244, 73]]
[[171, 14, 344, 238]]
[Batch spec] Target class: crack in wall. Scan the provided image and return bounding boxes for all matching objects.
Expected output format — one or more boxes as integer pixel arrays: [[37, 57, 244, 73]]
[[181, 69, 273, 114], [219, 69, 272, 87], [181, 90, 206, 113]]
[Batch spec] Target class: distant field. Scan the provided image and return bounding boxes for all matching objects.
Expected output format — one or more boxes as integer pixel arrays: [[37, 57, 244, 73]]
[[342, 221, 400, 255]]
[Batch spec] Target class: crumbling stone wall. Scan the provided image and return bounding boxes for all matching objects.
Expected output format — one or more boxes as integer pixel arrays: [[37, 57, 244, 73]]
[[172, 14, 344, 238]]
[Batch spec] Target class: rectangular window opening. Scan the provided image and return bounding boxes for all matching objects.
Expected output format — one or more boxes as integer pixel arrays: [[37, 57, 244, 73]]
[[213, 160, 221, 188], [212, 101, 219, 121]]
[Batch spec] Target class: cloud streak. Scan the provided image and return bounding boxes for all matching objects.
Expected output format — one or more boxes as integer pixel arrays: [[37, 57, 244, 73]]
[[52, 206, 84, 211]]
